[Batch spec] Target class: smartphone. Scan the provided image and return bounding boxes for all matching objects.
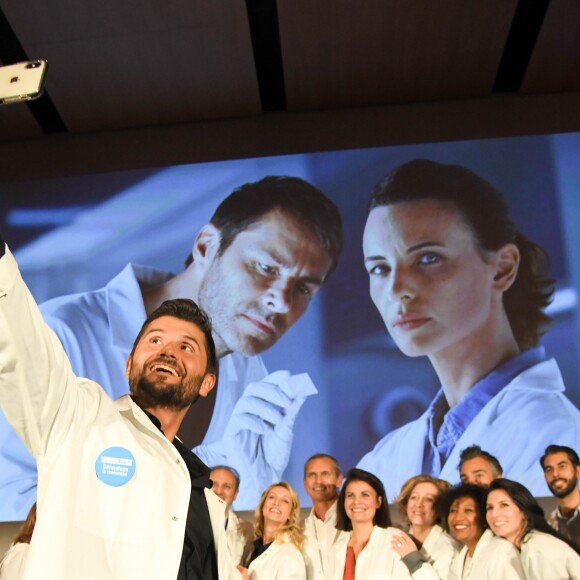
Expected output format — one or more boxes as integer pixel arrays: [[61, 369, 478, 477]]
[[0, 60, 48, 105]]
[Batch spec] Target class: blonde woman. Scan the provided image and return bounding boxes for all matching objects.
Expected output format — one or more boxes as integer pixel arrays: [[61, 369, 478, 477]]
[[240, 482, 306, 580], [392, 475, 459, 579]]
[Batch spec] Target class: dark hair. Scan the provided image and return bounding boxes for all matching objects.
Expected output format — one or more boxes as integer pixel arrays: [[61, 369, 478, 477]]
[[396, 474, 452, 526], [205, 175, 343, 276], [210, 465, 241, 492], [459, 445, 503, 476], [336, 468, 391, 531], [303, 453, 342, 478], [369, 159, 554, 349], [540, 444, 580, 470], [486, 478, 580, 553], [130, 298, 217, 376], [437, 483, 487, 535]]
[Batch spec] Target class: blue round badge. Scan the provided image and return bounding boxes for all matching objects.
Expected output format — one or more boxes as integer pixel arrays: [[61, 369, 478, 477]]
[[95, 447, 136, 487]]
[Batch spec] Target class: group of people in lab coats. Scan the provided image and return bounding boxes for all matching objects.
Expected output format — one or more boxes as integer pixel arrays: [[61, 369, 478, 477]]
[[3, 448, 579, 579], [219, 446, 580, 579], [198, 447, 580, 580]]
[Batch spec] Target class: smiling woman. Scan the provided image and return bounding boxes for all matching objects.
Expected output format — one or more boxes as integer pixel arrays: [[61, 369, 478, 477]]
[[437, 483, 524, 580], [485, 478, 580, 580], [330, 468, 411, 579], [240, 482, 306, 580], [391, 475, 459, 579]]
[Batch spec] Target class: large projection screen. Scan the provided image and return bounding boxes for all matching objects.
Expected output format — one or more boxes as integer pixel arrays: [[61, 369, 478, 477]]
[[1, 131, 579, 519]]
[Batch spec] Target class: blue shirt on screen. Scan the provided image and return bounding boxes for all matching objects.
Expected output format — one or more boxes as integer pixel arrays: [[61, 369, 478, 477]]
[[426, 347, 547, 471], [358, 349, 580, 501]]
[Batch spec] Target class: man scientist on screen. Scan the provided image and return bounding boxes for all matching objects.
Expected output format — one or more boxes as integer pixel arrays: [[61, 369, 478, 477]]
[[357, 159, 580, 500], [0, 175, 343, 520]]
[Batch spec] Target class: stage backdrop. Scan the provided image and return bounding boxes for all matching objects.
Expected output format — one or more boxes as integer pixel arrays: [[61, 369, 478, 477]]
[[1, 132, 579, 515]]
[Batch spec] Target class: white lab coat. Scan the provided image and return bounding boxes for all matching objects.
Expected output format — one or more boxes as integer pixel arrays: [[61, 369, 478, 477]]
[[358, 359, 580, 500], [248, 535, 307, 579], [330, 526, 412, 579], [447, 529, 524, 580], [303, 503, 348, 580], [226, 510, 252, 566], [0, 247, 240, 580], [0, 543, 28, 580], [520, 529, 580, 580], [406, 524, 460, 579], [0, 261, 280, 520]]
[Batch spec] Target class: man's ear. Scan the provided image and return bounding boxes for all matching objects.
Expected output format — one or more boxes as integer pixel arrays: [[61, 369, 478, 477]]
[[198, 373, 217, 398], [124, 355, 132, 379], [191, 224, 221, 272], [492, 243, 520, 293]]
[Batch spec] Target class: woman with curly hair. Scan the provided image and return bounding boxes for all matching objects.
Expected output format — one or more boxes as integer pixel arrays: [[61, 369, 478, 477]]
[[438, 483, 524, 579], [486, 478, 580, 579], [358, 158, 579, 499], [391, 475, 459, 578], [240, 482, 306, 580], [330, 468, 411, 579]]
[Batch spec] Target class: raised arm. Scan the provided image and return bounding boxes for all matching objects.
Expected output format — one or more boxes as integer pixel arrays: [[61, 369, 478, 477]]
[[0, 239, 80, 458]]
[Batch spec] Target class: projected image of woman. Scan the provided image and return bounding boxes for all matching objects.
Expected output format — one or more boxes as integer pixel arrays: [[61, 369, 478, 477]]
[[358, 159, 580, 500]]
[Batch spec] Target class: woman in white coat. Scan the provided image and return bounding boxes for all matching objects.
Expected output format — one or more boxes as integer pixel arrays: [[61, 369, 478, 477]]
[[240, 482, 306, 580], [358, 159, 580, 499], [330, 468, 411, 579], [486, 478, 580, 579], [439, 483, 524, 579], [391, 475, 460, 579]]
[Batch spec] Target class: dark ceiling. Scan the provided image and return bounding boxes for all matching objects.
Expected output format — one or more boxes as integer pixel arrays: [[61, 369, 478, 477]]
[[1, 0, 579, 145]]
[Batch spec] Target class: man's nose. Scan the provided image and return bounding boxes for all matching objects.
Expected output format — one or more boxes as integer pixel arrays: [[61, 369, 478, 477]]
[[160, 343, 178, 358], [264, 282, 292, 314]]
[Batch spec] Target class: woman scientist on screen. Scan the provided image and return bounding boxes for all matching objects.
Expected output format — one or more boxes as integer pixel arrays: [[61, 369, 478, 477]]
[[357, 158, 580, 500]]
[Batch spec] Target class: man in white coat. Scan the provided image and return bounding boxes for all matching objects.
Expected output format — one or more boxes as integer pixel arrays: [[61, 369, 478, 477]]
[[302, 454, 346, 580], [210, 465, 253, 566], [0, 175, 343, 519], [0, 232, 241, 579]]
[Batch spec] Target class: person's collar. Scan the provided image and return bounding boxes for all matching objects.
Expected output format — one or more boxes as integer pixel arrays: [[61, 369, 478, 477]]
[[142, 408, 163, 432], [312, 499, 338, 522], [107, 263, 174, 349], [556, 500, 580, 520], [324, 500, 338, 522]]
